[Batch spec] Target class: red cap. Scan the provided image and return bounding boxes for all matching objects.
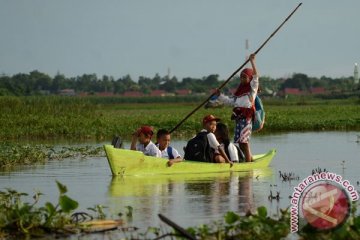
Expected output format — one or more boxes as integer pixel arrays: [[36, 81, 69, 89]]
[[202, 114, 220, 125], [137, 126, 154, 137], [240, 68, 253, 81]]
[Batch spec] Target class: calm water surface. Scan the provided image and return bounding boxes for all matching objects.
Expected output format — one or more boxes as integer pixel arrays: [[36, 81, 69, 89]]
[[0, 131, 359, 237]]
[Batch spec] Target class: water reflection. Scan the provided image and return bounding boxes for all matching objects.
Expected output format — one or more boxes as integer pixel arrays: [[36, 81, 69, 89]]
[[183, 172, 254, 214], [107, 169, 273, 228]]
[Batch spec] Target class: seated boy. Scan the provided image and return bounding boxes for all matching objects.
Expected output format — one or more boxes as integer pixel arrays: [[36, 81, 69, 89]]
[[156, 129, 182, 166], [184, 114, 233, 166], [130, 125, 161, 157]]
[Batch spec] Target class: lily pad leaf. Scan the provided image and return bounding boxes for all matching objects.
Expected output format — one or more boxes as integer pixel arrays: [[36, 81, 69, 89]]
[[59, 195, 78, 213]]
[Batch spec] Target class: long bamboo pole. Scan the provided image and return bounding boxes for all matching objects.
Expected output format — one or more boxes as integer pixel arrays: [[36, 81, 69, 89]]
[[170, 3, 302, 133]]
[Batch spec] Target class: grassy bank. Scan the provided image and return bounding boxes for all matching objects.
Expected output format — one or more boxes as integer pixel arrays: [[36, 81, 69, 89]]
[[0, 96, 359, 141]]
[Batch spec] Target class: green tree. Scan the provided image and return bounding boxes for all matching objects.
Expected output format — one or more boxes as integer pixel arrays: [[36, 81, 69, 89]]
[[114, 75, 138, 93], [101, 75, 114, 92], [30, 70, 52, 92], [76, 74, 98, 92], [52, 73, 66, 93], [160, 76, 178, 92], [0, 76, 12, 96], [203, 74, 219, 88], [10, 73, 30, 95], [280, 73, 311, 91]]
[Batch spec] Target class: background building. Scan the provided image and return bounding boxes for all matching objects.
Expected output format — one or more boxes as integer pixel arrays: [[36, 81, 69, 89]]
[[354, 63, 359, 85]]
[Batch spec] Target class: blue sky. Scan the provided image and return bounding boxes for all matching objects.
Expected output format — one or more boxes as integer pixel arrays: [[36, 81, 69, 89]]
[[0, 0, 359, 80]]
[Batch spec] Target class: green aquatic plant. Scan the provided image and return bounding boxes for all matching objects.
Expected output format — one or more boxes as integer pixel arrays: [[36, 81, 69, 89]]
[[87, 204, 107, 220], [1, 96, 360, 140], [125, 206, 133, 218], [0, 181, 138, 238], [0, 180, 78, 237], [186, 206, 290, 240], [0, 142, 104, 169], [0, 143, 48, 168], [47, 145, 104, 160], [182, 204, 360, 240]]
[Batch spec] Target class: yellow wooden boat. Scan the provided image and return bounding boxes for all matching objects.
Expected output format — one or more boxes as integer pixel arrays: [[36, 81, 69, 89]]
[[104, 145, 276, 176]]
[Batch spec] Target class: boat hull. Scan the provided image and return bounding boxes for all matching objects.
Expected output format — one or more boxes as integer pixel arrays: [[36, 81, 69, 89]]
[[104, 145, 276, 176]]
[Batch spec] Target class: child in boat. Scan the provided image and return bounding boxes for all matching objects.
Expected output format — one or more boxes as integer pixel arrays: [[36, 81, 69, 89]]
[[130, 125, 161, 157], [214, 122, 244, 162], [215, 53, 258, 162], [184, 114, 233, 166], [156, 129, 182, 166]]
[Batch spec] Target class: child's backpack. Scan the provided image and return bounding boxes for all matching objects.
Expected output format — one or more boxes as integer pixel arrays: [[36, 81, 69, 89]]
[[184, 132, 213, 162], [166, 146, 174, 159], [252, 95, 265, 132]]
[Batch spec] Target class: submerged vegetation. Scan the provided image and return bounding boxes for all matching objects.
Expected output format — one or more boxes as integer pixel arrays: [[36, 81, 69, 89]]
[[0, 142, 103, 169], [0, 96, 359, 141]]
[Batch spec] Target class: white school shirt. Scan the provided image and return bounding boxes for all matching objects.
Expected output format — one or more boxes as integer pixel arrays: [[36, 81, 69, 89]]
[[156, 144, 181, 159], [216, 142, 239, 162], [226, 142, 240, 162], [218, 74, 259, 108], [136, 141, 161, 157]]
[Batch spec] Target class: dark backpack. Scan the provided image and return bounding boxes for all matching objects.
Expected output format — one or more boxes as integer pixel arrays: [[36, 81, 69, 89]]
[[184, 132, 214, 162]]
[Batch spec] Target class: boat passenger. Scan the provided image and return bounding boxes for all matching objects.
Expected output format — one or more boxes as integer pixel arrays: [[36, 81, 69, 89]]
[[156, 129, 182, 166], [130, 125, 161, 157], [214, 122, 244, 163], [215, 53, 259, 162], [184, 114, 233, 166]]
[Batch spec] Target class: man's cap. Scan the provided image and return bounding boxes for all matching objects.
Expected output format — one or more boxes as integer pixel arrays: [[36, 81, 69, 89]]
[[202, 114, 220, 125], [137, 125, 154, 136]]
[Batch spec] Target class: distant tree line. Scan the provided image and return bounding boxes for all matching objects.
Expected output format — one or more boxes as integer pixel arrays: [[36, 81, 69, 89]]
[[0, 70, 358, 96]]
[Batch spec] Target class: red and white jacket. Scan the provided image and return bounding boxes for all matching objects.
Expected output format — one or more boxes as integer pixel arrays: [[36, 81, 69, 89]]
[[218, 74, 259, 119]]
